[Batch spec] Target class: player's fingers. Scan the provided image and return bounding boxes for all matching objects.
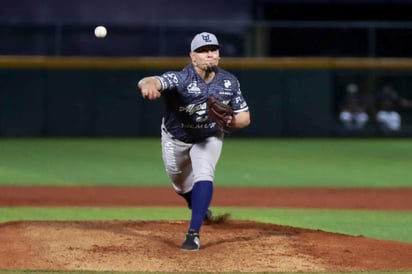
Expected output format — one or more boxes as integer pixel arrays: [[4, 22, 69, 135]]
[[148, 92, 156, 100], [148, 90, 161, 100], [141, 87, 161, 100], [226, 116, 233, 127], [141, 89, 154, 99], [141, 88, 149, 98]]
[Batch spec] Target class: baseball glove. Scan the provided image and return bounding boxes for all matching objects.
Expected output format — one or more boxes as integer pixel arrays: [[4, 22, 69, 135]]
[[207, 96, 234, 131]]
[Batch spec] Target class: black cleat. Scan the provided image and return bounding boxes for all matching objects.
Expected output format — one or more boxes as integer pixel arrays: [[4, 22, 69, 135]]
[[181, 230, 200, 251]]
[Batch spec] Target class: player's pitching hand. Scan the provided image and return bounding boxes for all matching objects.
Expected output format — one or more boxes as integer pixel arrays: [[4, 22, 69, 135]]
[[141, 86, 161, 100], [138, 78, 162, 100]]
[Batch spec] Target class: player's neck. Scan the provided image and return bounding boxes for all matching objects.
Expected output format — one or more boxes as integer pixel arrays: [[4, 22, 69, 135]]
[[195, 67, 216, 83], [203, 71, 215, 83]]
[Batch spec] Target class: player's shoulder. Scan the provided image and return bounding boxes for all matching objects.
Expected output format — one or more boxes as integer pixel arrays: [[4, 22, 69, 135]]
[[181, 64, 195, 78], [217, 67, 238, 80], [159, 65, 191, 86], [215, 67, 240, 89], [165, 64, 193, 83], [162, 65, 191, 78]]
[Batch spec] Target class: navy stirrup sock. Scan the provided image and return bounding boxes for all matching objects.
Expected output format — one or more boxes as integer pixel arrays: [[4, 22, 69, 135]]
[[179, 191, 192, 209], [189, 180, 213, 232]]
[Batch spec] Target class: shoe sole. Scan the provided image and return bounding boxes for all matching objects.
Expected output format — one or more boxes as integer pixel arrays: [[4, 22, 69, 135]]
[[181, 247, 199, 251]]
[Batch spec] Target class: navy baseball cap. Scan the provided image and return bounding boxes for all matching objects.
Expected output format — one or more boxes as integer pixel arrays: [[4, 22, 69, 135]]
[[190, 32, 220, 52]]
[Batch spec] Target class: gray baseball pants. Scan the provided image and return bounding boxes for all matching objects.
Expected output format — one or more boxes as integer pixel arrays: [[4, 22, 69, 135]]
[[161, 123, 223, 194]]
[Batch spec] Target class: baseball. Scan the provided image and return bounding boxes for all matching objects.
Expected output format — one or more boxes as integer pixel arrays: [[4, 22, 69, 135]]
[[94, 26, 107, 38]]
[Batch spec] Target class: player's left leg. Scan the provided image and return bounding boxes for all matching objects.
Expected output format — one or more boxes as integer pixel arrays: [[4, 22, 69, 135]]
[[181, 133, 223, 250]]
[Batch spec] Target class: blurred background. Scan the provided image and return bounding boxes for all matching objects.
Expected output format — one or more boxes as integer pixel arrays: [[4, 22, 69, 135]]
[[1, 0, 412, 137]]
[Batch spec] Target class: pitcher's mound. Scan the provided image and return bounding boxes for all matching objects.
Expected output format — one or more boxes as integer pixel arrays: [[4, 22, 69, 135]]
[[0, 220, 411, 272]]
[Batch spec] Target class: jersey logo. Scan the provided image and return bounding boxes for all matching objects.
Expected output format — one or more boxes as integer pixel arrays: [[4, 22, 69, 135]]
[[219, 91, 233, 96], [179, 103, 207, 116], [179, 103, 208, 123], [224, 80, 232, 88], [161, 73, 179, 88], [187, 81, 201, 94], [166, 73, 178, 83]]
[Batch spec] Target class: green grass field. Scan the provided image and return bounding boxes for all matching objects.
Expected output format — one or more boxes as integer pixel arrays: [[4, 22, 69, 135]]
[[1, 138, 411, 187], [1, 138, 412, 274]]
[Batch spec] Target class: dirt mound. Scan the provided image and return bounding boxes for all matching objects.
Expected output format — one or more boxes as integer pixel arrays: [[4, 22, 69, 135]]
[[1, 186, 412, 272], [1, 220, 412, 272]]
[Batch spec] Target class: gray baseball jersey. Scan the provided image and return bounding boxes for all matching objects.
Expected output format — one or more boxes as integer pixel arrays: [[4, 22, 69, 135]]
[[156, 64, 249, 143], [156, 64, 248, 193]]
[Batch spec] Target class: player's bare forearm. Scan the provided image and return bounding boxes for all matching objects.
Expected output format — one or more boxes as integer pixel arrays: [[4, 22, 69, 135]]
[[138, 76, 162, 100], [230, 111, 250, 129]]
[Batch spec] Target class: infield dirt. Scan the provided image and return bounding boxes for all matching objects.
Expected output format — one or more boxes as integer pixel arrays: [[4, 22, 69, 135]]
[[0, 186, 412, 272]]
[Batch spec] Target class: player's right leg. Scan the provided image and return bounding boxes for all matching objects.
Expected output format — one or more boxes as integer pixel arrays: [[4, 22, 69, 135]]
[[161, 124, 194, 201]]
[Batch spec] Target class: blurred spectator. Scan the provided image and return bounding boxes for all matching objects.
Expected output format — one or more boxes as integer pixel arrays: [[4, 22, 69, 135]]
[[339, 83, 369, 130], [375, 83, 412, 131]]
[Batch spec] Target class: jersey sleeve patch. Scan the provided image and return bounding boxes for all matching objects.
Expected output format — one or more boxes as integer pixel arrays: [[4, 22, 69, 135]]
[[157, 72, 180, 91]]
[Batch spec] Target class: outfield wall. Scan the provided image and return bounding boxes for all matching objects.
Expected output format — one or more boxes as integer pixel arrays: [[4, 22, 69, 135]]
[[1, 57, 412, 137]]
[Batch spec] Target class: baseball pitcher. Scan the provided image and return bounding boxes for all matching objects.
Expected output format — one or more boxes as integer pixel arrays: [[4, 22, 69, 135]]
[[138, 32, 250, 251]]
